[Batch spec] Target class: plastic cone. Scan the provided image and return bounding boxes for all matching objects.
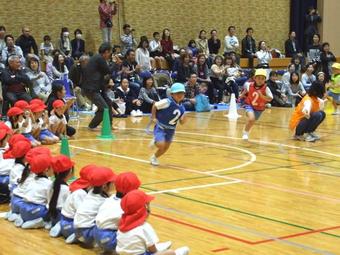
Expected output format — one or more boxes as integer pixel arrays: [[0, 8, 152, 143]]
[[325, 97, 334, 115], [225, 93, 241, 120], [98, 108, 116, 140], [60, 136, 71, 157]]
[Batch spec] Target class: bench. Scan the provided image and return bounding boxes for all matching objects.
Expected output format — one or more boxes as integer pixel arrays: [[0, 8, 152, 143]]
[[240, 57, 292, 70]]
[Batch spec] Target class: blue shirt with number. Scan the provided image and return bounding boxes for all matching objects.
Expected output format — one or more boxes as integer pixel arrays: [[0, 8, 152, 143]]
[[155, 97, 185, 129]]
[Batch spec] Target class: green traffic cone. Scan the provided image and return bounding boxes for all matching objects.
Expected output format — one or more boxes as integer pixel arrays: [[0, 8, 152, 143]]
[[98, 108, 116, 140], [60, 136, 71, 157]]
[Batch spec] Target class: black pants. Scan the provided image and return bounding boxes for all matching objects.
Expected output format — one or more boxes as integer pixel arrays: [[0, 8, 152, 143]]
[[243, 53, 254, 68], [6, 91, 32, 105], [225, 80, 239, 99], [211, 77, 226, 103], [83, 91, 113, 129], [295, 111, 326, 136]]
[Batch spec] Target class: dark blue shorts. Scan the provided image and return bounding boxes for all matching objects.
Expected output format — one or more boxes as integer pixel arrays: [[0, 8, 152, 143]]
[[243, 104, 264, 120], [75, 226, 96, 247], [94, 226, 117, 251], [20, 201, 48, 222], [39, 129, 57, 140], [11, 194, 24, 214], [153, 124, 175, 143], [60, 215, 74, 238]]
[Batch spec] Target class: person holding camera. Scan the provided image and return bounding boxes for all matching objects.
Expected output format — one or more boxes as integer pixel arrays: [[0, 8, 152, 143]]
[[304, 7, 322, 53], [98, 0, 118, 45], [120, 24, 137, 56]]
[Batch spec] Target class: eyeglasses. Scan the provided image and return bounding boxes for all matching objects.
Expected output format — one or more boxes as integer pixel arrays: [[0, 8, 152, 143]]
[[24, 30, 30, 33]]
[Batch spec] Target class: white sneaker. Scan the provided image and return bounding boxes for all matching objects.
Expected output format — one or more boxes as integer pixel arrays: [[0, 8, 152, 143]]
[[130, 110, 137, 117], [49, 221, 61, 237], [21, 217, 45, 229], [136, 110, 143, 117], [332, 110, 340, 115], [242, 132, 249, 140], [44, 221, 52, 230], [14, 216, 24, 227], [175, 246, 190, 255], [65, 233, 77, 244], [265, 103, 272, 108], [309, 132, 320, 140], [304, 134, 316, 142], [156, 241, 172, 252], [293, 135, 305, 141], [8, 213, 19, 222], [150, 155, 159, 166], [92, 104, 98, 112]]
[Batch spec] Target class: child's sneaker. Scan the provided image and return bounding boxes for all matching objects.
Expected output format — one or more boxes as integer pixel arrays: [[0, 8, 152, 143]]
[[242, 131, 249, 140], [150, 155, 159, 166], [175, 246, 190, 255], [332, 110, 340, 115], [293, 135, 305, 141], [130, 110, 137, 117], [304, 134, 316, 142], [65, 233, 77, 244], [309, 132, 320, 140], [156, 241, 172, 252], [14, 216, 24, 227], [21, 217, 45, 229], [49, 221, 61, 237]]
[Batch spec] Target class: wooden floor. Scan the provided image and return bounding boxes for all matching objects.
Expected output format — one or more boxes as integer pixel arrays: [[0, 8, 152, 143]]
[[1, 107, 340, 255]]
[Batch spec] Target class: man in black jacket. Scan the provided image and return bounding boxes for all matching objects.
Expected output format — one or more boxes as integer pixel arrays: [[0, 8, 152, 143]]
[[284, 31, 303, 58], [82, 43, 113, 129], [241, 27, 256, 68], [1, 55, 35, 105], [15, 27, 38, 57]]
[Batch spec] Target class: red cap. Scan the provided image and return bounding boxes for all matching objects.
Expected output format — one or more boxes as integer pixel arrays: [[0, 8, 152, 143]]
[[69, 164, 95, 192], [7, 107, 24, 117], [0, 122, 13, 140], [30, 98, 45, 106], [3, 134, 29, 158], [29, 154, 52, 174], [51, 155, 74, 173], [88, 166, 116, 187], [30, 103, 46, 113], [25, 146, 52, 163], [14, 100, 31, 110], [3, 140, 31, 159], [119, 190, 154, 232], [115, 172, 141, 195], [52, 100, 65, 109]]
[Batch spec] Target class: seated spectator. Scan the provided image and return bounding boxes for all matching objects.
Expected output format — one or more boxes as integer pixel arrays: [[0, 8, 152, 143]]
[[301, 63, 316, 90], [49, 99, 67, 138], [138, 72, 160, 113], [15, 26, 38, 57], [286, 71, 306, 106], [320, 42, 336, 82], [70, 29, 85, 60], [255, 41, 272, 67], [267, 71, 290, 107], [224, 26, 239, 55], [194, 83, 211, 112], [121, 49, 141, 94], [316, 71, 326, 87], [208, 29, 221, 57], [46, 81, 76, 137], [210, 55, 227, 103], [109, 47, 123, 82], [120, 24, 137, 56], [2, 55, 34, 105], [51, 53, 69, 80], [149, 32, 165, 69], [175, 53, 196, 83], [281, 63, 296, 88], [161, 28, 175, 70], [291, 56, 302, 75], [105, 78, 126, 118], [1, 35, 25, 66], [195, 53, 210, 84], [115, 78, 141, 115], [224, 56, 244, 98], [187, 40, 199, 58], [40, 35, 54, 63], [135, 36, 152, 72], [284, 31, 303, 58], [183, 73, 199, 111], [0, 26, 6, 62], [68, 54, 91, 110], [26, 55, 51, 101], [241, 27, 256, 68], [196, 30, 209, 58], [56, 27, 73, 69], [172, 48, 186, 72], [307, 33, 321, 70]]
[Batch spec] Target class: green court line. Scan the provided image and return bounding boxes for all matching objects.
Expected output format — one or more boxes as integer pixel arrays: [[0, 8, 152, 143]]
[[141, 186, 340, 239]]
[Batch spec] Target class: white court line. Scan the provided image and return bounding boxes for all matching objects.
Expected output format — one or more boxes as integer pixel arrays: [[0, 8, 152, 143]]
[[147, 180, 242, 195]]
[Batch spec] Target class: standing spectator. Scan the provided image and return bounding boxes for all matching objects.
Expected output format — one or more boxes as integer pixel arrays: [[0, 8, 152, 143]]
[[56, 27, 73, 69], [71, 29, 85, 60], [26, 55, 51, 101], [241, 27, 256, 68], [0, 26, 6, 59], [69, 55, 91, 111], [1, 35, 25, 65], [2, 55, 34, 104], [161, 28, 175, 70], [121, 49, 141, 94], [195, 30, 209, 58], [301, 63, 316, 90], [320, 42, 336, 82], [82, 43, 113, 130], [284, 31, 303, 58], [98, 0, 118, 44], [208, 29, 221, 56], [224, 26, 239, 55], [304, 7, 322, 53], [15, 26, 38, 57], [120, 24, 137, 56], [255, 41, 272, 66], [39, 35, 54, 63], [307, 33, 322, 70], [135, 36, 152, 72]]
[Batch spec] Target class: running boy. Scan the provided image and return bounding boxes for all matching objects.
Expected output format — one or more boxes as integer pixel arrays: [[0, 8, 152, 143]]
[[150, 83, 187, 166]]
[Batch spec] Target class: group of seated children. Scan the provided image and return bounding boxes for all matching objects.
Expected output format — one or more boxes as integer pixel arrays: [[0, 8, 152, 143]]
[[0, 123, 190, 255]]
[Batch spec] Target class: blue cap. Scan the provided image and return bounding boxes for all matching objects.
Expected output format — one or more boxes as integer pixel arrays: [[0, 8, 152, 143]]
[[140, 71, 152, 79], [170, 83, 185, 94]]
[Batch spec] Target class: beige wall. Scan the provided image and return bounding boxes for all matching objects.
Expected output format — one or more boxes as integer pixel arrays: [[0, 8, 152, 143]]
[[318, 0, 340, 56], [0, 0, 290, 54]]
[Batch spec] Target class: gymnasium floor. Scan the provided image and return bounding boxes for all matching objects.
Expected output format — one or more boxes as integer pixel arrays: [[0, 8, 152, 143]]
[[0, 107, 339, 255]]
